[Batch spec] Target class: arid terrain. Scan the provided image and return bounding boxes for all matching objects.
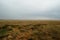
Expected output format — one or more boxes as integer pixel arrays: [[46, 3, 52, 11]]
[[0, 20, 60, 40]]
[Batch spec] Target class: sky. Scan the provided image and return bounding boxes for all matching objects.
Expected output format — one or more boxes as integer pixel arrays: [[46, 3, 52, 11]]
[[0, 0, 60, 20]]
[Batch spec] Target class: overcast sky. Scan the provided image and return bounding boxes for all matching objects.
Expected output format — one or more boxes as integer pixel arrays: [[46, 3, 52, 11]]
[[0, 0, 60, 20]]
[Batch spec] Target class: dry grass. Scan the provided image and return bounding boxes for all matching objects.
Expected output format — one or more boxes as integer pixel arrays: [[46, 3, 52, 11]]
[[0, 20, 60, 40]]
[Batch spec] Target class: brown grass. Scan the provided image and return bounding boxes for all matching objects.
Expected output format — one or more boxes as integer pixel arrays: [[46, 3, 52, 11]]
[[0, 20, 60, 40]]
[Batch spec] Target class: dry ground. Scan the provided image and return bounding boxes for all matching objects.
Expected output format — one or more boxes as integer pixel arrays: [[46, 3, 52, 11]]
[[0, 20, 60, 40]]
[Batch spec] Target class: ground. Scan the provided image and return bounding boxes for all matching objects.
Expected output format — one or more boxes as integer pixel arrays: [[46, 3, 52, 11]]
[[0, 20, 60, 40]]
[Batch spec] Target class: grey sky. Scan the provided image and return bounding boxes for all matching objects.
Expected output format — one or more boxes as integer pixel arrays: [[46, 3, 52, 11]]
[[0, 0, 60, 20]]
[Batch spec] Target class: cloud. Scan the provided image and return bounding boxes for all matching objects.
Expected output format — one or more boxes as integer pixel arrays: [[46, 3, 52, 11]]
[[0, 0, 60, 20]]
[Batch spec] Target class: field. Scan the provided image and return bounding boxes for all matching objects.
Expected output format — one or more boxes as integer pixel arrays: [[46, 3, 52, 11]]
[[0, 20, 60, 40]]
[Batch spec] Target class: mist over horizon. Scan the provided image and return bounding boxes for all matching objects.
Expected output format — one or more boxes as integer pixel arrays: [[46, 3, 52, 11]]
[[0, 0, 60, 20]]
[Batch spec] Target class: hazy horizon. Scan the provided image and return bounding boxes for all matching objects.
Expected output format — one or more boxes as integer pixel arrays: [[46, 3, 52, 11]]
[[0, 0, 60, 20]]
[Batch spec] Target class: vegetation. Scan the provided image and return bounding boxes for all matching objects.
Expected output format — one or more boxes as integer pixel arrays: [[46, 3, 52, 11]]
[[0, 20, 60, 40]]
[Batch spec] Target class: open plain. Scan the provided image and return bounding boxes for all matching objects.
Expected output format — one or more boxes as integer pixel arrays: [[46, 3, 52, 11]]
[[0, 20, 60, 40]]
